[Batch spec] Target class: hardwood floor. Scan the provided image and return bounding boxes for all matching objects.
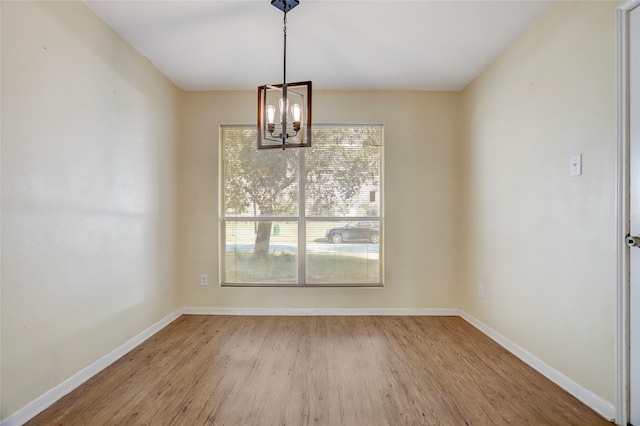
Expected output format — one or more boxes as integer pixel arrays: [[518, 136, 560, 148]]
[[28, 315, 610, 425]]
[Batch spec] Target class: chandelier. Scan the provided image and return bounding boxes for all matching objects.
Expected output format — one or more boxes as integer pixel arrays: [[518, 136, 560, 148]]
[[257, 0, 312, 149]]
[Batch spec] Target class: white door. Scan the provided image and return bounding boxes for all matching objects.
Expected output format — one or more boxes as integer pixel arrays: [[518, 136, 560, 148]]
[[630, 4, 640, 425]]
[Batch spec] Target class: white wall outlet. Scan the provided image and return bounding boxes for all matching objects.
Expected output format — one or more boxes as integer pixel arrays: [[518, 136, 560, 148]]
[[200, 274, 208, 286], [570, 154, 582, 176], [479, 284, 485, 298]]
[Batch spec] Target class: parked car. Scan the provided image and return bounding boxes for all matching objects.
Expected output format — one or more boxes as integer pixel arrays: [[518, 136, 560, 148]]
[[326, 221, 380, 244]]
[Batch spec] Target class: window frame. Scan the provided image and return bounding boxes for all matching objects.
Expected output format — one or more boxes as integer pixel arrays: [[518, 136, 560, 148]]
[[219, 123, 384, 287]]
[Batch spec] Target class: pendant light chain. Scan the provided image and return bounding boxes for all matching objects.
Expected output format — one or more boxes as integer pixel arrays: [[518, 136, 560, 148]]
[[283, 13, 287, 87]]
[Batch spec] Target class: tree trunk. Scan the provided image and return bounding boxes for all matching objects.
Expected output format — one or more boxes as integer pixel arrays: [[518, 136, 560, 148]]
[[254, 221, 273, 259]]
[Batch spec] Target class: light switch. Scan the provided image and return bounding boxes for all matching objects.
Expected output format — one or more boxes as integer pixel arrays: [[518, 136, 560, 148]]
[[570, 154, 582, 177]]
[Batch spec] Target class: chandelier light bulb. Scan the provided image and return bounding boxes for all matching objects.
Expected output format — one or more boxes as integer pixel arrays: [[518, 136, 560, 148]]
[[291, 103, 302, 123], [267, 105, 276, 124]]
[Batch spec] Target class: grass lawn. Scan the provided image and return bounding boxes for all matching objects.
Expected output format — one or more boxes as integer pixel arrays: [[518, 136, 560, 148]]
[[224, 251, 379, 284]]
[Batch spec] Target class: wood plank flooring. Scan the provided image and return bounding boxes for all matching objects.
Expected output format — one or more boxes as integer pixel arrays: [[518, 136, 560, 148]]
[[27, 315, 610, 425]]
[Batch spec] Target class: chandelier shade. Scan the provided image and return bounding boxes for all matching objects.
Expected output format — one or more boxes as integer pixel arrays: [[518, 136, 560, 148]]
[[257, 0, 312, 149]]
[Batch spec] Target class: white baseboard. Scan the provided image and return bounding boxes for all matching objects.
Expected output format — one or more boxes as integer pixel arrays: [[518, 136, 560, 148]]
[[0, 309, 183, 426], [460, 310, 616, 422], [181, 307, 461, 316]]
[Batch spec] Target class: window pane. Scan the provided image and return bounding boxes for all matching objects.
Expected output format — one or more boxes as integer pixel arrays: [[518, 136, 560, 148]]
[[222, 127, 299, 217], [306, 221, 380, 285], [305, 126, 382, 217], [220, 124, 382, 287], [224, 221, 298, 284]]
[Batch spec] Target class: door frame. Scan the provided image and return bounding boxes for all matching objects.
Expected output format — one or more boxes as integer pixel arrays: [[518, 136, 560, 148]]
[[617, 2, 640, 424]]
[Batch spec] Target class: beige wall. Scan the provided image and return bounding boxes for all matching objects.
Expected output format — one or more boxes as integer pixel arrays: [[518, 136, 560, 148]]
[[1, 1, 182, 419], [178, 90, 461, 309], [459, 1, 618, 403]]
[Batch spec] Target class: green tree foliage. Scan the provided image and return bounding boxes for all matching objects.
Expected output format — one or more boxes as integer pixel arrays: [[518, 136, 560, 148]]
[[223, 127, 298, 217]]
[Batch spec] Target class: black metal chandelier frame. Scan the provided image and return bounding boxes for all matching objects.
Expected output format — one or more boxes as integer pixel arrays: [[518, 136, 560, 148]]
[[257, 0, 312, 149]]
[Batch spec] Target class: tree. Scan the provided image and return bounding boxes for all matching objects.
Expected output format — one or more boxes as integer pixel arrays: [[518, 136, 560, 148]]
[[222, 125, 381, 259]]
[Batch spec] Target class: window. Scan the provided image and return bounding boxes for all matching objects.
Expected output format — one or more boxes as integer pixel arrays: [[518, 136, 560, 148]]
[[220, 124, 383, 286]]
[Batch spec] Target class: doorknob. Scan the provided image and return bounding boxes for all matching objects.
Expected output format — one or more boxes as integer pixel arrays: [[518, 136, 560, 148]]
[[626, 235, 640, 248]]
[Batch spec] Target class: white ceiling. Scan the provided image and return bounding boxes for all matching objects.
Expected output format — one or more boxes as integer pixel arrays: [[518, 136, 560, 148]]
[[84, 0, 553, 92]]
